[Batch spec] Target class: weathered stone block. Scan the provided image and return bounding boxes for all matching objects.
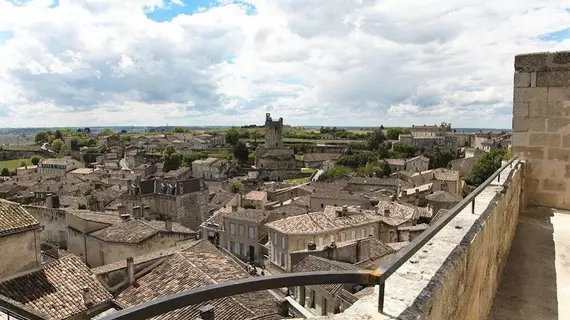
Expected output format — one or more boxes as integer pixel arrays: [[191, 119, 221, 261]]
[[512, 117, 546, 132], [525, 178, 540, 190], [546, 88, 570, 117], [543, 178, 567, 191], [512, 146, 544, 159], [547, 148, 570, 161], [547, 118, 570, 133], [536, 70, 570, 87], [514, 87, 548, 117], [513, 102, 529, 117], [563, 135, 570, 148], [566, 164, 570, 178], [514, 72, 531, 88], [529, 133, 561, 147], [530, 72, 537, 87], [528, 191, 560, 208], [515, 52, 549, 72], [511, 132, 529, 146]]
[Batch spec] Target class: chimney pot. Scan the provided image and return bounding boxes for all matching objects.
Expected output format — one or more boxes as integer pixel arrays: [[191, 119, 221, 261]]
[[127, 257, 136, 286], [165, 219, 173, 231], [82, 287, 92, 306], [120, 214, 131, 222], [307, 242, 317, 251], [384, 209, 390, 216], [198, 304, 214, 320]]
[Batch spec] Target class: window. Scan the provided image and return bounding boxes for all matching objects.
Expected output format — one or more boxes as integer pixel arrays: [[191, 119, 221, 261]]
[[230, 241, 235, 253], [281, 236, 286, 249], [240, 243, 245, 256], [320, 203, 324, 208], [238, 224, 245, 237], [249, 226, 255, 239], [371, 226, 375, 237], [362, 228, 367, 238], [234, 242, 240, 254], [341, 232, 346, 242], [277, 251, 282, 265], [351, 230, 356, 240], [318, 237, 324, 247], [230, 223, 235, 235], [298, 238, 304, 250], [283, 253, 288, 268], [330, 235, 335, 243]]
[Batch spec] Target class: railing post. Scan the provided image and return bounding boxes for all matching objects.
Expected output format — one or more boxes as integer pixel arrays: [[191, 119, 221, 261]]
[[497, 172, 500, 183], [377, 282, 385, 313], [471, 199, 475, 214]]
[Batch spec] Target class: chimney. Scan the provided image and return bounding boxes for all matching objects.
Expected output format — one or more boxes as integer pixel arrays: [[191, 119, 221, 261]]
[[384, 209, 390, 217], [198, 305, 214, 320], [120, 214, 131, 222], [82, 287, 92, 307], [231, 205, 238, 212], [307, 242, 316, 251], [165, 219, 173, 231], [127, 257, 136, 286], [118, 204, 127, 216]]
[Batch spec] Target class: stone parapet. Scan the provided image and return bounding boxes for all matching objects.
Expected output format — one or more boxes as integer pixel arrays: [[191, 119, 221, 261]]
[[512, 50, 570, 209]]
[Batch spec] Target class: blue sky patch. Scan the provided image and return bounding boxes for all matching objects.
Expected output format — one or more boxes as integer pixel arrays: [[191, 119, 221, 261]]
[[223, 54, 236, 64], [539, 27, 570, 42], [145, 0, 256, 22], [0, 31, 14, 45]]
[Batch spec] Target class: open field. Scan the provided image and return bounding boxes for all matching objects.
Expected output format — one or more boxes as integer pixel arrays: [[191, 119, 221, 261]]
[[0, 158, 32, 171], [284, 177, 310, 185]]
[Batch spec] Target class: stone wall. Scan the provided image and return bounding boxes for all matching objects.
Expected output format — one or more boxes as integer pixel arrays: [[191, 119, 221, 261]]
[[0, 230, 41, 281], [24, 205, 68, 248], [512, 50, 570, 209]]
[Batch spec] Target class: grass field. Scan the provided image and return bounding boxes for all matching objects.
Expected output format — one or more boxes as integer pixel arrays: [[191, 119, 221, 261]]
[[284, 177, 310, 185], [0, 158, 32, 171]]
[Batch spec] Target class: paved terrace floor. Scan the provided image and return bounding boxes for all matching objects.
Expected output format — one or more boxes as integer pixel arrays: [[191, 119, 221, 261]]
[[489, 206, 570, 320]]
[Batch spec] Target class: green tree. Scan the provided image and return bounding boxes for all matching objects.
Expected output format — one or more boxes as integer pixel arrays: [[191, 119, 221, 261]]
[[70, 137, 80, 151], [120, 129, 128, 134], [54, 130, 64, 141], [326, 165, 351, 178], [468, 149, 507, 186], [385, 127, 410, 140], [20, 161, 26, 168], [100, 128, 114, 136], [233, 141, 249, 164], [51, 139, 64, 153], [230, 180, 244, 193], [392, 143, 419, 158], [163, 152, 182, 172], [182, 151, 208, 167], [35, 131, 49, 144], [30, 156, 41, 165], [367, 129, 386, 150], [226, 128, 240, 146], [172, 126, 186, 133], [0, 168, 9, 176]]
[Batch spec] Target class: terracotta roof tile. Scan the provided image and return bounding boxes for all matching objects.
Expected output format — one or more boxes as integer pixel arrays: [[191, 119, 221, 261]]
[[223, 209, 270, 224], [244, 191, 267, 201], [115, 240, 280, 320], [90, 219, 195, 244], [0, 199, 39, 236], [292, 256, 359, 294], [425, 190, 463, 202], [0, 254, 112, 320], [66, 209, 123, 225]]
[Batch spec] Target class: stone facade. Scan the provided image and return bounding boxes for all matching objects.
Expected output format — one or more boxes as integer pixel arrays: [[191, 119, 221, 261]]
[[0, 229, 41, 281], [264, 113, 284, 148], [512, 50, 570, 209], [24, 205, 68, 248]]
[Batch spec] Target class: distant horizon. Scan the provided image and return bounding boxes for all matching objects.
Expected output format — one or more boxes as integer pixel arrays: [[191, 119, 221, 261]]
[[0, 125, 512, 130]]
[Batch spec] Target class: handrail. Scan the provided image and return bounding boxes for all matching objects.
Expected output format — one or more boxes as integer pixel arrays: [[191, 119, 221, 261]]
[[101, 156, 519, 320]]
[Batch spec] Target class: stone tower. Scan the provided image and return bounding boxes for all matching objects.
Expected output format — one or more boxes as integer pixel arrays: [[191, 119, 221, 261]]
[[264, 113, 283, 148]]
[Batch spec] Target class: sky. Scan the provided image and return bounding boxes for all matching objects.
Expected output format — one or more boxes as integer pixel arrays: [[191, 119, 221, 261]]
[[0, 0, 569, 128]]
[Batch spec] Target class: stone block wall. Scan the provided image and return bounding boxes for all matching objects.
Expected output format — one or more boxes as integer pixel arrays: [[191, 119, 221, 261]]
[[512, 50, 570, 209]]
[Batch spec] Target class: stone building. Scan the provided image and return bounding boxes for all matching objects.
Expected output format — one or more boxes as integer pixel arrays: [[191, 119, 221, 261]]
[[309, 189, 371, 211], [86, 217, 196, 267], [254, 113, 303, 181], [242, 190, 268, 209], [223, 208, 269, 264], [0, 200, 41, 281], [405, 155, 430, 172], [425, 190, 463, 217], [192, 157, 229, 180], [375, 200, 420, 243], [24, 204, 68, 248], [266, 205, 383, 271], [347, 177, 409, 194], [409, 168, 462, 195], [304, 153, 341, 169], [37, 157, 82, 177]]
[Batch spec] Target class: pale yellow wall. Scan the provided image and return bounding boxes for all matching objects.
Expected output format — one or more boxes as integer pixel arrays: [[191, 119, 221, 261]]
[[0, 230, 41, 280], [224, 217, 261, 262]]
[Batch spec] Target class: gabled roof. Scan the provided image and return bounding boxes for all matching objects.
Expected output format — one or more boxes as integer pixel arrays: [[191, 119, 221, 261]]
[[0, 199, 39, 236], [425, 190, 463, 203], [115, 240, 281, 320], [292, 256, 359, 295], [89, 219, 195, 244], [244, 190, 267, 201], [0, 254, 112, 320], [223, 209, 269, 224]]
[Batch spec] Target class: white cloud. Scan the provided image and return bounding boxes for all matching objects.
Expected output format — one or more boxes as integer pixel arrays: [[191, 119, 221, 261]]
[[0, 0, 569, 128]]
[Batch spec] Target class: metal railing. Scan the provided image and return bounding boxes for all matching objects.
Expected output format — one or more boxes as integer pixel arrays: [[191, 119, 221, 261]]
[[100, 157, 519, 320]]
